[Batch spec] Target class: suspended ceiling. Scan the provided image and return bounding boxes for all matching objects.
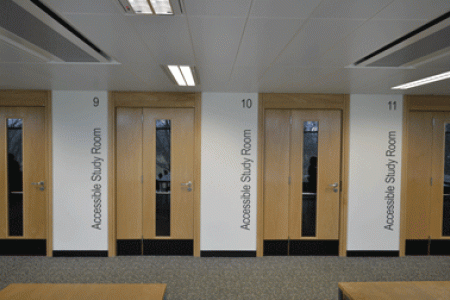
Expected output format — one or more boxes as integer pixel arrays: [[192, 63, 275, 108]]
[[1, 0, 450, 95]]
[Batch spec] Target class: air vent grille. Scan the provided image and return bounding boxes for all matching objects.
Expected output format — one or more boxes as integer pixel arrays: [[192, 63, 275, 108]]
[[352, 10, 450, 68], [1, 0, 112, 63]]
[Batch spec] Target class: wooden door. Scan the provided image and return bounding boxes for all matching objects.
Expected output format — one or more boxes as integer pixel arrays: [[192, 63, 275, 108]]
[[0, 107, 46, 241], [406, 112, 450, 255], [263, 109, 342, 255], [116, 108, 195, 255]]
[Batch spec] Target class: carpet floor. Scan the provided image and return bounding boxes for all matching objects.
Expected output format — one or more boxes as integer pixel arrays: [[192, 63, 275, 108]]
[[1, 256, 450, 299]]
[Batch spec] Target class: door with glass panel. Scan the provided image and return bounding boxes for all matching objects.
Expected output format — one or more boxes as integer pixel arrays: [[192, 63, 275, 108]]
[[263, 110, 341, 255], [405, 112, 450, 255], [0, 107, 47, 255], [116, 108, 194, 255]]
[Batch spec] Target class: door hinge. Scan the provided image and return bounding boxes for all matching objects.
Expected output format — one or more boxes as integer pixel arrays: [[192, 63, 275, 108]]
[[432, 118, 436, 127], [141, 175, 143, 183], [289, 115, 292, 124]]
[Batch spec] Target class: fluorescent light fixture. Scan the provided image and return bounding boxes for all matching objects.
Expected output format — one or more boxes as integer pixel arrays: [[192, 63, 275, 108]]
[[180, 66, 195, 86], [128, 0, 153, 14], [392, 71, 450, 89], [150, 0, 173, 14], [168, 65, 196, 86], [122, 0, 173, 14]]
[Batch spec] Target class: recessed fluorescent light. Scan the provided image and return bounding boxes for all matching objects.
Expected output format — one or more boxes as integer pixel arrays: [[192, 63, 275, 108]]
[[128, 0, 153, 14], [392, 71, 450, 89], [168, 65, 187, 86], [168, 65, 196, 86], [120, 0, 173, 14], [150, 0, 173, 14], [180, 66, 195, 86]]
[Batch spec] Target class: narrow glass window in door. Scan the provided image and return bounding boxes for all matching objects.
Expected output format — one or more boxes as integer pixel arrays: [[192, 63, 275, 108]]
[[443, 123, 450, 236], [156, 120, 171, 236], [7, 119, 23, 236], [302, 121, 318, 237]]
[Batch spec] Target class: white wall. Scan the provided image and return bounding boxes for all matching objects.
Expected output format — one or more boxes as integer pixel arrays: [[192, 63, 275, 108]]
[[52, 91, 108, 251], [347, 94, 403, 251], [201, 93, 258, 251]]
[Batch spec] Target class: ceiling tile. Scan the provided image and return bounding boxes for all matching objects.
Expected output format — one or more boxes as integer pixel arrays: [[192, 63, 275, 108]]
[[184, 0, 252, 17], [129, 15, 195, 65], [250, 0, 322, 19], [373, 0, 450, 20], [274, 18, 364, 67], [259, 66, 328, 92], [40, 0, 120, 14], [233, 17, 305, 73], [311, 0, 393, 19], [188, 16, 247, 69]]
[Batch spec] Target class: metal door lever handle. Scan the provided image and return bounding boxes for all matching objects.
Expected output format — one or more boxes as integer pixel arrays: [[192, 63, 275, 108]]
[[181, 181, 192, 191], [32, 181, 45, 191], [329, 183, 338, 187]]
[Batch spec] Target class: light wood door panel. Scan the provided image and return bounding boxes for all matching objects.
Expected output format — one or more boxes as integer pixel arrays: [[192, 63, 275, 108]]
[[430, 112, 450, 238], [263, 110, 290, 240], [315, 110, 341, 239], [406, 112, 433, 239], [116, 108, 143, 239], [0, 107, 46, 239], [142, 108, 194, 239], [290, 110, 341, 239], [264, 109, 341, 241]]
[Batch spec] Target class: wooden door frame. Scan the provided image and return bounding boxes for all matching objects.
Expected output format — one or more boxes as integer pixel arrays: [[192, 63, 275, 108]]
[[400, 95, 450, 256], [257, 93, 350, 257], [0, 90, 53, 256], [109, 92, 202, 257]]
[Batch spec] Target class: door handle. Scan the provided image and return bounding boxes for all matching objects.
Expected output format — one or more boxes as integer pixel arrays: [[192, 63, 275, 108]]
[[181, 181, 192, 192], [32, 181, 45, 191], [329, 182, 339, 193]]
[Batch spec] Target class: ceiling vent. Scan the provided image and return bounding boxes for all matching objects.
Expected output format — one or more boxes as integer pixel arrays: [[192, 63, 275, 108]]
[[0, 0, 114, 63], [351, 11, 450, 69]]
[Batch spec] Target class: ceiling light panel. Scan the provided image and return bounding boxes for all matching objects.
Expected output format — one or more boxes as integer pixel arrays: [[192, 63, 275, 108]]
[[150, 0, 173, 14], [128, 0, 153, 14], [168, 65, 187, 86], [167, 65, 196, 86], [180, 66, 195, 86], [392, 71, 450, 89], [118, 0, 173, 15]]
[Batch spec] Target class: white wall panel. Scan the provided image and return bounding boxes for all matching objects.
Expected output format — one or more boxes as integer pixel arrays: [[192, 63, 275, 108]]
[[201, 93, 258, 251], [53, 91, 108, 251], [348, 94, 403, 251]]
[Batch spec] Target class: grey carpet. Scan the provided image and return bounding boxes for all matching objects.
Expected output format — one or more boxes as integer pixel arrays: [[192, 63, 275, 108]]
[[1, 256, 450, 299]]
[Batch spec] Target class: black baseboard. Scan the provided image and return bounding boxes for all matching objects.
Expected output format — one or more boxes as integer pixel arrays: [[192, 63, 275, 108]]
[[53, 251, 108, 257], [431, 240, 450, 255], [405, 240, 428, 256], [144, 239, 193, 256], [117, 240, 142, 256], [0, 239, 46, 256], [263, 240, 288, 256], [201, 251, 256, 257], [347, 251, 399, 257], [290, 240, 339, 256]]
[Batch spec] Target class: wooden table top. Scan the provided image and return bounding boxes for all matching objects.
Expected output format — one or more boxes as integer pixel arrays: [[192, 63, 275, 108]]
[[339, 281, 450, 300], [0, 284, 167, 300]]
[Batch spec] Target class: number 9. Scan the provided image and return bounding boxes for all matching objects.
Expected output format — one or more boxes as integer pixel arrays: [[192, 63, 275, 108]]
[[93, 97, 99, 107]]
